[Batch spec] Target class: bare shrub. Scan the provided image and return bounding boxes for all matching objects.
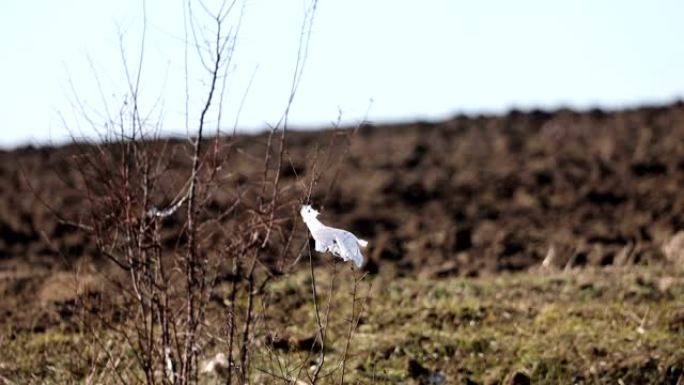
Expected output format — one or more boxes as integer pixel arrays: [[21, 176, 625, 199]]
[[50, 1, 371, 384]]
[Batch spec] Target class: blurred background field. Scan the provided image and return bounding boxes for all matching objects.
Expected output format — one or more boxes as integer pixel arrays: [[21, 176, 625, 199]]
[[1, 104, 684, 383]]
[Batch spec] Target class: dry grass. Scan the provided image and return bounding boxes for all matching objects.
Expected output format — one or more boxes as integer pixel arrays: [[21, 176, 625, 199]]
[[2, 265, 683, 384]]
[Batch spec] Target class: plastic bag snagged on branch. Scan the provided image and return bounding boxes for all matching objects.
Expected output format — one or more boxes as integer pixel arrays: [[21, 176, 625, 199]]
[[300, 205, 367, 268]]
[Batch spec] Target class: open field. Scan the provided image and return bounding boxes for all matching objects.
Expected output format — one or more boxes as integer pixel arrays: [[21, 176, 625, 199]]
[[4, 104, 684, 276], [1, 103, 684, 383]]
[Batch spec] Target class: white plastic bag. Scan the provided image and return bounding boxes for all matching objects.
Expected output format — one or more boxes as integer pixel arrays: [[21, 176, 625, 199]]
[[300, 205, 368, 267]]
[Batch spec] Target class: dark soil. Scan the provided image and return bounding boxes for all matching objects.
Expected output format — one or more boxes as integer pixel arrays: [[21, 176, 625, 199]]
[[2, 102, 684, 328]]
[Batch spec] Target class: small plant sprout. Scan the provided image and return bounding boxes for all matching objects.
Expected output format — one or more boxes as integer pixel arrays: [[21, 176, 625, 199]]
[[300, 204, 368, 267]]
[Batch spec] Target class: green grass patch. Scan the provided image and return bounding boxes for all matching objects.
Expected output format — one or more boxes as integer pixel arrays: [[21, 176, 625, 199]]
[[1, 266, 683, 384]]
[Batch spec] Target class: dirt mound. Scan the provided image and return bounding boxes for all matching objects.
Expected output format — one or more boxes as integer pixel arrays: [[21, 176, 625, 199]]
[[2, 103, 684, 281]]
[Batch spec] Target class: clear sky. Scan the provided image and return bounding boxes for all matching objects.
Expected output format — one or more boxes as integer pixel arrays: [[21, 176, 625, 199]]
[[1, 0, 683, 148]]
